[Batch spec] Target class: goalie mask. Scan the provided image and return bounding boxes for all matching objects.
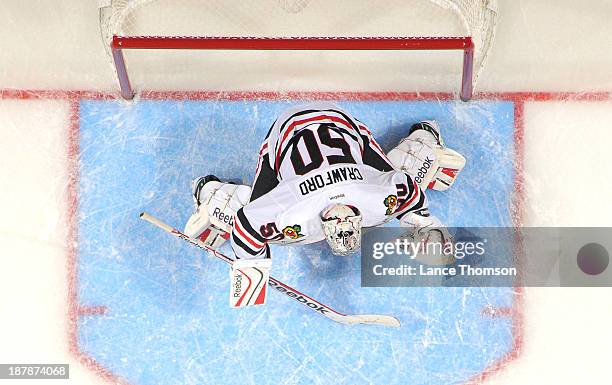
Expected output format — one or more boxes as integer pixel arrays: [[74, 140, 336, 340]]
[[321, 204, 362, 256]]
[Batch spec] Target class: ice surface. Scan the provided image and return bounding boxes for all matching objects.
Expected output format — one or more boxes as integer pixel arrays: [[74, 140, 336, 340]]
[[75, 98, 516, 385]]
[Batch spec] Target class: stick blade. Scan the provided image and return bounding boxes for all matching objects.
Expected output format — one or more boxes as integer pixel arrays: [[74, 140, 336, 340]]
[[339, 314, 401, 327], [140, 211, 402, 328]]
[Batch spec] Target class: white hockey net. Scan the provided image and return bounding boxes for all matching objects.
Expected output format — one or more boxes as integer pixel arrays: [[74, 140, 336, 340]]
[[99, 0, 497, 97]]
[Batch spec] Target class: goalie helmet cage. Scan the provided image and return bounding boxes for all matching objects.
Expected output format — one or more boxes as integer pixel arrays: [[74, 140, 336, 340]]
[[99, 0, 498, 101]]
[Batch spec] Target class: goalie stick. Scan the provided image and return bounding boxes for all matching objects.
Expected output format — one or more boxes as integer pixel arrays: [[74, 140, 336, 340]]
[[140, 212, 400, 327]]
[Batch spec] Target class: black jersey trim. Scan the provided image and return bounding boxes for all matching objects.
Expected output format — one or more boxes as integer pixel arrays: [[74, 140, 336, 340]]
[[274, 109, 321, 153], [274, 108, 360, 157], [236, 208, 266, 243], [231, 233, 261, 256], [250, 153, 280, 202], [325, 108, 361, 132], [361, 136, 394, 171]]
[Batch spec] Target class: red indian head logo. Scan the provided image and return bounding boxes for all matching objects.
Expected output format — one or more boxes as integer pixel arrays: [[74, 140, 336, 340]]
[[282, 225, 304, 239], [384, 194, 398, 215]]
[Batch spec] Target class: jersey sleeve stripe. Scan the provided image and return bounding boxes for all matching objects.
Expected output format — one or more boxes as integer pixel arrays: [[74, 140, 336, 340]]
[[236, 209, 266, 243], [259, 142, 268, 155], [411, 193, 427, 212], [273, 108, 321, 155], [328, 108, 362, 131], [254, 142, 270, 178], [234, 219, 265, 250], [232, 233, 263, 256], [231, 234, 267, 258], [395, 195, 427, 220], [397, 178, 421, 212], [405, 175, 415, 196]]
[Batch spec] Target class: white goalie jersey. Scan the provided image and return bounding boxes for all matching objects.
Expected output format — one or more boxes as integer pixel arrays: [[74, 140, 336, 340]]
[[231, 103, 429, 260]]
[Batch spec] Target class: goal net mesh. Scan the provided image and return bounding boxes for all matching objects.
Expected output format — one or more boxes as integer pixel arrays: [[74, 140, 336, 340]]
[[99, 0, 497, 94]]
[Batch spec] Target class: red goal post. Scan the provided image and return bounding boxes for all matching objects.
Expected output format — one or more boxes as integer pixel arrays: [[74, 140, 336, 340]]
[[111, 36, 475, 101], [100, 0, 497, 101]]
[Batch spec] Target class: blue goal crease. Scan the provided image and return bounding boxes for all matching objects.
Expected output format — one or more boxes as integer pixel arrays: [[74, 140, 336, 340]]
[[76, 98, 516, 385]]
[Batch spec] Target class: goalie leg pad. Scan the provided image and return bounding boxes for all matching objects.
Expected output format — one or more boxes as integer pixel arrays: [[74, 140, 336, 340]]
[[230, 258, 272, 308]]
